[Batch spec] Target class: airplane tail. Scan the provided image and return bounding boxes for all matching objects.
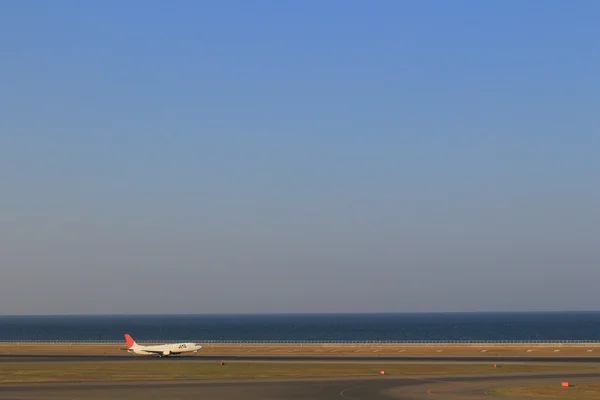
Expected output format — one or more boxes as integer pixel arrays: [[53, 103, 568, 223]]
[[124, 333, 139, 349]]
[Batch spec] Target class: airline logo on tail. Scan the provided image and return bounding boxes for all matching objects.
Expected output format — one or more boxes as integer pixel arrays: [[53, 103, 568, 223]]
[[125, 334, 137, 349], [124, 334, 203, 357]]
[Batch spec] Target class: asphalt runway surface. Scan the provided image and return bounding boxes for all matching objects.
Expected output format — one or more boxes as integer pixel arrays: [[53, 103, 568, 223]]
[[3, 354, 600, 363], [2, 372, 600, 399]]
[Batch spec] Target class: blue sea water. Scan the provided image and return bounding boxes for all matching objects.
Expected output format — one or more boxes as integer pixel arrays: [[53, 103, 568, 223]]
[[1, 312, 600, 342]]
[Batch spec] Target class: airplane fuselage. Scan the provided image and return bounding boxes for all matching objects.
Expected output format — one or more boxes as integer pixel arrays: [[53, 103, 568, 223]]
[[125, 334, 203, 357], [128, 342, 203, 357]]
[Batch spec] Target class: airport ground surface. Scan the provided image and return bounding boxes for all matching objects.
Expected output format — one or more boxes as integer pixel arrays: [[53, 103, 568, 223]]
[[2, 342, 600, 357], [3, 344, 600, 399], [6, 354, 600, 364], [2, 372, 600, 399]]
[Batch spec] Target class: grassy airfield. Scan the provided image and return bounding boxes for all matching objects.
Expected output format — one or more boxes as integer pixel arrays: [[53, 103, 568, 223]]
[[1, 362, 598, 384], [490, 383, 600, 399]]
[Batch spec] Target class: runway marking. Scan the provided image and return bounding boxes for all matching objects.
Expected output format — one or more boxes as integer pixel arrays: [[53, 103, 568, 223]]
[[340, 385, 367, 400]]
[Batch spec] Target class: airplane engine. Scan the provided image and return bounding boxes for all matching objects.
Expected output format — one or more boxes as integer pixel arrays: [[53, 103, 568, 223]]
[[162, 350, 171, 357]]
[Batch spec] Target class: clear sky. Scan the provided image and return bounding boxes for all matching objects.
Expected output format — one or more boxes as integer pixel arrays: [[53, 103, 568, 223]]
[[1, 1, 599, 315]]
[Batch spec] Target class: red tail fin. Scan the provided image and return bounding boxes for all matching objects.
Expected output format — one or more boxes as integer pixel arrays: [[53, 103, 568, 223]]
[[124, 334, 136, 349]]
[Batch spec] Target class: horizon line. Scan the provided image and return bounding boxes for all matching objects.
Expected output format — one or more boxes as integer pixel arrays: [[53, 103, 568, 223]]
[[2, 310, 600, 317]]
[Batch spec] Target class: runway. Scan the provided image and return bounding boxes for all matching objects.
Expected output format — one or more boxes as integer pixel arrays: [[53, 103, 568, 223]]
[[2, 372, 600, 399], [3, 353, 600, 363]]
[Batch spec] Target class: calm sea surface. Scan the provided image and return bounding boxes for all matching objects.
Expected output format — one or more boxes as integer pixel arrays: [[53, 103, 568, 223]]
[[1, 313, 600, 341]]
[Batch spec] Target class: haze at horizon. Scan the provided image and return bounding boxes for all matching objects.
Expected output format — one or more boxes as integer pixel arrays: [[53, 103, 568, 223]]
[[1, 1, 599, 315]]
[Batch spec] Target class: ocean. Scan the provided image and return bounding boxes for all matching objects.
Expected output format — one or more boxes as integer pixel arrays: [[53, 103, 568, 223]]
[[1, 312, 600, 342]]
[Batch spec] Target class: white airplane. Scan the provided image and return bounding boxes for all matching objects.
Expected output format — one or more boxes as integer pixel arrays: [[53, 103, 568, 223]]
[[124, 334, 203, 357]]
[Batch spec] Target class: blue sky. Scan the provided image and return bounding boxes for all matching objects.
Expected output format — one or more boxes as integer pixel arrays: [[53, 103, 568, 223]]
[[1, 1, 599, 314]]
